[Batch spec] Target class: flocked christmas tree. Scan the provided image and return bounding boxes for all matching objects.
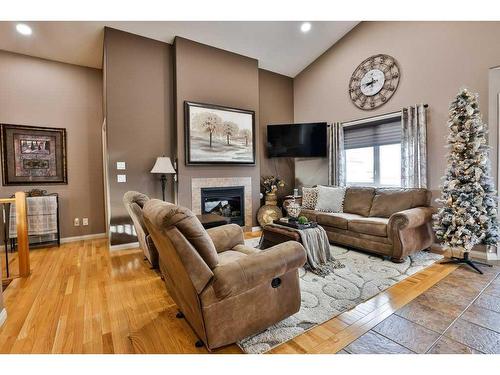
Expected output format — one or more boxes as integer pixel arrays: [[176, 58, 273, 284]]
[[433, 88, 499, 272]]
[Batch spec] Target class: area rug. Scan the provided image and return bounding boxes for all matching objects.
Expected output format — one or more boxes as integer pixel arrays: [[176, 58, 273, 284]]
[[237, 239, 443, 354]]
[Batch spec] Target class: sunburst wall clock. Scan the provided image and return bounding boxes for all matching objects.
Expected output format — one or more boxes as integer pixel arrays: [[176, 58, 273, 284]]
[[349, 54, 400, 110]]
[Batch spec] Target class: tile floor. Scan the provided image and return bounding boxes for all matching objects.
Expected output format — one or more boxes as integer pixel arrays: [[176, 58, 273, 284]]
[[341, 262, 500, 354]]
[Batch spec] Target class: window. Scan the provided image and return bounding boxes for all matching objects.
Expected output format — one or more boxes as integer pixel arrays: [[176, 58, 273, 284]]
[[344, 117, 401, 187]]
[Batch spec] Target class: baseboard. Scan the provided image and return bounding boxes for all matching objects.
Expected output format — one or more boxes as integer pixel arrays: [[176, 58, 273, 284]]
[[432, 242, 499, 261], [470, 249, 499, 261], [60, 233, 107, 244], [0, 308, 7, 327], [109, 242, 139, 251], [0, 233, 107, 251]]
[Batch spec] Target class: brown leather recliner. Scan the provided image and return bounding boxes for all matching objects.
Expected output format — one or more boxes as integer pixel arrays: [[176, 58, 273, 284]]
[[123, 191, 159, 267], [142, 199, 306, 350]]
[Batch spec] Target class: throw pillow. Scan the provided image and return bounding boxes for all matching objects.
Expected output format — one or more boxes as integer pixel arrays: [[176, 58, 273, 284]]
[[315, 185, 346, 213], [301, 187, 319, 209]]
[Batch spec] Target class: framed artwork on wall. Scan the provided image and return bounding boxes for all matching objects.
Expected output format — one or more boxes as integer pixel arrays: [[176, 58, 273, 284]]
[[0, 124, 68, 185], [184, 101, 255, 165]]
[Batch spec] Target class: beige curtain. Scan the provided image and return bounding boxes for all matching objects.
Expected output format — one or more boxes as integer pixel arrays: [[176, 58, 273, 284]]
[[328, 122, 346, 186], [401, 105, 428, 188]]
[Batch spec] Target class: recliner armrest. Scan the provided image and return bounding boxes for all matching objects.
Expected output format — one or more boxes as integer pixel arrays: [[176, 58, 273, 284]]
[[211, 241, 306, 300], [389, 206, 435, 230], [206, 224, 245, 253]]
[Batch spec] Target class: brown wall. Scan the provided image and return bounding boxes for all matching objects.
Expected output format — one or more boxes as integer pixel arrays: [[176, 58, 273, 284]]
[[258, 69, 295, 197], [294, 21, 500, 195], [0, 50, 105, 238], [174, 37, 261, 226], [104, 28, 174, 245]]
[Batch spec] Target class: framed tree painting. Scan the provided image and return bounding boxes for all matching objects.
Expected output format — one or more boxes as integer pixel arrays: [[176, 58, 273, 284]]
[[184, 101, 255, 165], [0, 124, 68, 185]]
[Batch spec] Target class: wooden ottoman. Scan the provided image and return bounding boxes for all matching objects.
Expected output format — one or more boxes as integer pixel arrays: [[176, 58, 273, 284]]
[[260, 224, 302, 249]]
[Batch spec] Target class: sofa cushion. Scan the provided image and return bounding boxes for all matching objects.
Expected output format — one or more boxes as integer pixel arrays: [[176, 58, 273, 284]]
[[343, 187, 375, 216], [325, 226, 392, 245], [369, 188, 431, 218], [316, 212, 363, 230], [348, 217, 389, 237], [315, 185, 346, 212]]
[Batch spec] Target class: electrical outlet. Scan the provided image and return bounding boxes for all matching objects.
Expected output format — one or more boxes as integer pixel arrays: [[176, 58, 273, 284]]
[[74, 218, 80, 227], [82, 218, 89, 226]]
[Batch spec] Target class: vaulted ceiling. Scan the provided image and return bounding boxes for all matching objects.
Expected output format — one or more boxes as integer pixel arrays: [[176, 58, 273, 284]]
[[0, 21, 358, 77]]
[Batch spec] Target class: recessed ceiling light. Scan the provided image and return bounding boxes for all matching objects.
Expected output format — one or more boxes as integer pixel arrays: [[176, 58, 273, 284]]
[[300, 22, 312, 33], [16, 23, 32, 36]]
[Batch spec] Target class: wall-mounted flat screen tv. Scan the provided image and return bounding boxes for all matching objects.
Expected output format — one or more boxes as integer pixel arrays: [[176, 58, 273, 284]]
[[267, 122, 327, 157]]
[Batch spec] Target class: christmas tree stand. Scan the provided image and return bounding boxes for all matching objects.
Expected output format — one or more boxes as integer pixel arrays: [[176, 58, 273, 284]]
[[440, 251, 493, 274]]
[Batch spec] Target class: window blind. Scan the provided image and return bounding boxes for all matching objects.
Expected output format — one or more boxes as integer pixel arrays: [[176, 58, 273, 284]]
[[343, 119, 401, 150]]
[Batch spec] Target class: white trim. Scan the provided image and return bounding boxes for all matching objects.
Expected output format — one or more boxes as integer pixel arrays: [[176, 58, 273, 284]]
[[251, 226, 262, 232], [0, 308, 7, 327], [109, 242, 139, 251], [60, 233, 107, 244]]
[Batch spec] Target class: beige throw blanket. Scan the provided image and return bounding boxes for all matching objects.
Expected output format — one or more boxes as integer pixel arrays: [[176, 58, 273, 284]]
[[272, 224, 344, 276], [9, 195, 58, 240]]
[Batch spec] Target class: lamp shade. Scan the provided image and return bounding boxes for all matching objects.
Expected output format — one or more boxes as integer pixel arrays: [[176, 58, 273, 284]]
[[150, 157, 176, 174]]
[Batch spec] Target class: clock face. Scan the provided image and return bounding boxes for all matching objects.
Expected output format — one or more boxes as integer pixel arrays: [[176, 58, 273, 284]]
[[349, 54, 400, 110], [360, 69, 385, 96]]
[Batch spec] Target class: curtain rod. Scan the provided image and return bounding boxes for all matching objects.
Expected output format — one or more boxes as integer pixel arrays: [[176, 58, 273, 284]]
[[341, 104, 429, 128]]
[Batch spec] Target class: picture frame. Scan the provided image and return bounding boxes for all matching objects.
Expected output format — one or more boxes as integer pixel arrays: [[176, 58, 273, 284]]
[[0, 124, 68, 185], [184, 101, 256, 165]]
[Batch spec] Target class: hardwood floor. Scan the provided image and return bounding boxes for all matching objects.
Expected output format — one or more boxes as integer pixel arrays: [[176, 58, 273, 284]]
[[0, 235, 488, 354]]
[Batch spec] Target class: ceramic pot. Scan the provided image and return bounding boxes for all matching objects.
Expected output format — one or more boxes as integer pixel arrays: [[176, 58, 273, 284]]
[[257, 205, 282, 227]]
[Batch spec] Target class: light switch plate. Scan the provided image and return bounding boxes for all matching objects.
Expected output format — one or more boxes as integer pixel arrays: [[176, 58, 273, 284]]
[[117, 174, 127, 183], [82, 218, 89, 226], [116, 161, 126, 170]]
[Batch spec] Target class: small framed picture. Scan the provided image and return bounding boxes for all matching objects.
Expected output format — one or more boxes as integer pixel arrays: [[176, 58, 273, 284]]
[[184, 101, 255, 165], [1, 124, 68, 185]]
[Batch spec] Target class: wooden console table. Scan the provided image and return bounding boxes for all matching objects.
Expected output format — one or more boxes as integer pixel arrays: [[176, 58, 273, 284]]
[[1, 192, 30, 278]]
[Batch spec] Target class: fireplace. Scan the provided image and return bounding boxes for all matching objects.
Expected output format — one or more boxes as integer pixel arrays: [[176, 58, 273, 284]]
[[201, 186, 245, 226]]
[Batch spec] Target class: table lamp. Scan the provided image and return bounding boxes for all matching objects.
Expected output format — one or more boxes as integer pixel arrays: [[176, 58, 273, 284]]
[[150, 156, 176, 201]]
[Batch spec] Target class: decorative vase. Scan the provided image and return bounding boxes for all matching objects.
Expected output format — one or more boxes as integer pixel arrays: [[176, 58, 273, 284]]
[[265, 189, 278, 206], [257, 205, 282, 227], [286, 201, 301, 220]]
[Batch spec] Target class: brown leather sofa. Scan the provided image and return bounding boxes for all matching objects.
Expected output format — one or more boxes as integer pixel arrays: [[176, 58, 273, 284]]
[[298, 187, 434, 263], [142, 199, 306, 350]]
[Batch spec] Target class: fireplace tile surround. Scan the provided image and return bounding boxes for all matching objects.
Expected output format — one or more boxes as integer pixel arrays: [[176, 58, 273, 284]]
[[191, 177, 253, 229]]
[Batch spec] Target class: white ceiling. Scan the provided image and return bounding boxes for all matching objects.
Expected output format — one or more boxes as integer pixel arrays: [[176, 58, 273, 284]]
[[0, 21, 358, 77]]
